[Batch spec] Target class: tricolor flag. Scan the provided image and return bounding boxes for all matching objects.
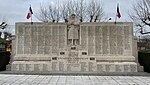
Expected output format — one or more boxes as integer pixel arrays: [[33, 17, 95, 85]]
[[116, 4, 121, 18], [26, 5, 33, 19]]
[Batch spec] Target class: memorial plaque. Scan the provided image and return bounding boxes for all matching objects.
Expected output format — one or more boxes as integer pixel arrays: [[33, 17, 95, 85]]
[[34, 64, 40, 71], [124, 65, 131, 72], [12, 64, 19, 71], [89, 62, 96, 72], [116, 65, 124, 72], [81, 62, 88, 72], [12, 22, 138, 73], [106, 64, 115, 72], [59, 62, 64, 71], [17, 45, 23, 54], [130, 65, 137, 72], [81, 26, 88, 49], [43, 64, 48, 71], [26, 64, 33, 71], [102, 27, 109, 54], [52, 62, 59, 71], [19, 64, 25, 71]]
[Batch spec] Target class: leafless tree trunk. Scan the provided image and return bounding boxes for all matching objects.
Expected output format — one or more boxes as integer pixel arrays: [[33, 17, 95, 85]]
[[87, 0, 104, 22], [36, 0, 104, 22], [129, 0, 150, 34]]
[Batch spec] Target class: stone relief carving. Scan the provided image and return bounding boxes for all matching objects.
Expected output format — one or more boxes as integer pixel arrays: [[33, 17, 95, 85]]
[[67, 14, 80, 45]]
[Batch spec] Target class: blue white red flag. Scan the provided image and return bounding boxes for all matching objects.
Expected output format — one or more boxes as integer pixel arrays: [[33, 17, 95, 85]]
[[26, 5, 33, 19], [116, 4, 121, 18]]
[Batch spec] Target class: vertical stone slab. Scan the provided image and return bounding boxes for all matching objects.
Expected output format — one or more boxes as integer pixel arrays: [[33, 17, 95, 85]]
[[52, 62, 59, 71], [115, 65, 124, 72], [102, 26, 109, 54], [52, 26, 59, 55], [106, 64, 115, 72], [88, 26, 95, 55], [80, 62, 88, 72], [130, 65, 137, 72], [11, 64, 19, 71], [26, 64, 34, 71], [89, 62, 97, 72], [117, 27, 124, 55], [124, 64, 131, 72], [95, 26, 102, 54], [59, 62, 64, 71], [81, 26, 88, 50], [109, 26, 117, 55], [43, 64, 48, 72]]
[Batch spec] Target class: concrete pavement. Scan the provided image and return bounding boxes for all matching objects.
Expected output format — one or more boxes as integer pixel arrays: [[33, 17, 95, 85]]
[[0, 74, 150, 85]]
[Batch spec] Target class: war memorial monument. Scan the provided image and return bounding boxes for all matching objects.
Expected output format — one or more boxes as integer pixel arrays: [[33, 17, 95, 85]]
[[11, 14, 140, 73]]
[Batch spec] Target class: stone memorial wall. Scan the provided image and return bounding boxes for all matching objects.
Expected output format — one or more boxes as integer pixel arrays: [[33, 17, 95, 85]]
[[11, 22, 138, 73]]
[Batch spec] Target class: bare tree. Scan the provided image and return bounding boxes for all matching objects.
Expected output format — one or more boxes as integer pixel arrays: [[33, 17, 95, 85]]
[[129, 0, 150, 34], [36, 0, 104, 22], [86, 0, 104, 22]]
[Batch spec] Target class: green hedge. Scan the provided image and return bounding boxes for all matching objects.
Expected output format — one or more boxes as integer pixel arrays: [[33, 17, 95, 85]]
[[0, 52, 11, 71], [138, 51, 150, 73]]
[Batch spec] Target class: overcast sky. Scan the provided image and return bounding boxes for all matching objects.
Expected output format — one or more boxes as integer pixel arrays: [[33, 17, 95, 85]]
[[0, 0, 137, 34], [0, 0, 137, 25]]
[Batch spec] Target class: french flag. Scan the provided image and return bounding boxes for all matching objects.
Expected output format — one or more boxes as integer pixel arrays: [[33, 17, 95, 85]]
[[116, 4, 121, 18], [26, 5, 33, 19]]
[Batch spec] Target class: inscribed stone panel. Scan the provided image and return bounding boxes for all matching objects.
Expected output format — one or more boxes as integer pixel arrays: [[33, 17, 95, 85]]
[[117, 46, 123, 55], [45, 35, 52, 46], [88, 36, 94, 46], [12, 64, 19, 71], [124, 26, 131, 50], [80, 62, 88, 72], [24, 46, 30, 54], [18, 27, 24, 36], [43, 64, 48, 71], [44, 26, 52, 35], [59, 62, 64, 71], [95, 37, 102, 54], [38, 46, 44, 54], [95, 26, 102, 54], [44, 46, 52, 54], [18, 36, 24, 45], [24, 26, 31, 35], [24, 35, 31, 46], [38, 35, 44, 46], [116, 65, 124, 72], [52, 62, 59, 71], [102, 27, 109, 54], [52, 46, 59, 55], [89, 62, 96, 72], [19, 64, 25, 71], [88, 46, 95, 55], [30, 46, 37, 54], [37, 26, 44, 35], [59, 35, 66, 48], [81, 26, 88, 49], [26, 64, 34, 71], [52, 26, 59, 35], [117, 36, 123, 46], [17, 45, 23, 54], [52, 36, 59, 46], [31, 35, 38, 46], [34, 64, 40, 71], [59, 26, 66, 35], [110, 46, 117, 54], [88, 26, 95, 36], [31, 26, 38, 35]]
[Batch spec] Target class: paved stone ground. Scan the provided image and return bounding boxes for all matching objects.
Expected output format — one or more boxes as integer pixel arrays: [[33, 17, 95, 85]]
[[0, 74, 150, 85]]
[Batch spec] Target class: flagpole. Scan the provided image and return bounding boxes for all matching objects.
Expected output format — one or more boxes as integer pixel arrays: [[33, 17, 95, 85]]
[[115, 15, 117, 24], [30, 4, 33, 25], [31, 14, 33, 24]]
